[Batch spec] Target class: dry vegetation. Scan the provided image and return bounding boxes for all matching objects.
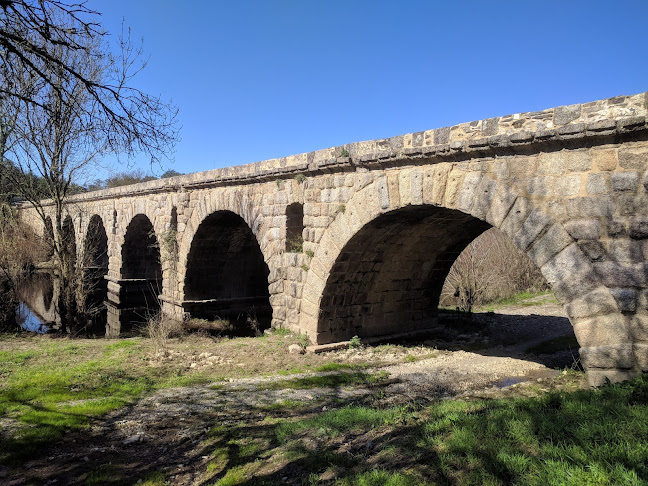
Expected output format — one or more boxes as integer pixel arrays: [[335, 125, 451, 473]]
[[440, 227, 548, 312]]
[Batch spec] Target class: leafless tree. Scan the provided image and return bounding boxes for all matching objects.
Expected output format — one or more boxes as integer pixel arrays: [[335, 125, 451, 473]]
[[0, 2, 179, 332], [441, 228, 549, 312]]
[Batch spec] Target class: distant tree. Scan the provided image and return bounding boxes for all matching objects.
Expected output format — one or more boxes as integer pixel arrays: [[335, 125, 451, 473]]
[[105, 170, 157, 188], [160, 169, 182, 179]]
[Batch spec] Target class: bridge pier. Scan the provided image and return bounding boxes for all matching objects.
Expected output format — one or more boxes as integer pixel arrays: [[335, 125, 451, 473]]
[[105, 276, 161, 337]]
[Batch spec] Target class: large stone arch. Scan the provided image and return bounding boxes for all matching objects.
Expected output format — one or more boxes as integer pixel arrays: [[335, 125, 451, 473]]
[[301, 168, 636, 384]]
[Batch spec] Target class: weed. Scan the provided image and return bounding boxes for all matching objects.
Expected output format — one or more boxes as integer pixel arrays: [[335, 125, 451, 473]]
[[340, 148, 350, 158], [301, 264, 309, 271], [294, 173, 306, 184], [305, 249, 314, 258], [348, 335, 363, 349], [337, 203, 346, 214], [276, 178, 283, 188], [286, 234, 304, 253]]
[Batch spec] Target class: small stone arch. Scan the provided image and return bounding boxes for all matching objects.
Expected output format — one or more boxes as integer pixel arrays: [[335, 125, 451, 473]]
[[81, 215, 109, 334], [300, 170, 634, 381], [182, 209, 272, 332], [119, 214, 163, 325]]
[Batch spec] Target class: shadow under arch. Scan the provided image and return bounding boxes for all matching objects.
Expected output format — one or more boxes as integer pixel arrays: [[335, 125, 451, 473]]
[[81, 214, 109, 334], [183, 210, 271, 334], [318, 205, 492, 342], [119, 214, 162, 331]]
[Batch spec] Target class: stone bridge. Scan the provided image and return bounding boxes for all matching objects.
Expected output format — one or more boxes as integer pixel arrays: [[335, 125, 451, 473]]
[[18, 91, 648, 385]]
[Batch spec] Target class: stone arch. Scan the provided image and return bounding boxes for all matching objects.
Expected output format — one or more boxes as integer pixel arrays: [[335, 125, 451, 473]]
[[61, 215, 77, 268], [120, 214, 163, 321], [182, 209, 272, 330], [81, 215, 109, 333], [301, 171, 635, 382], [175, 189, 274, 301]]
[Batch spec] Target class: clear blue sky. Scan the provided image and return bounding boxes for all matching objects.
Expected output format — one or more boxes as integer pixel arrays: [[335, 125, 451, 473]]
[[95, 0, 648, 177]]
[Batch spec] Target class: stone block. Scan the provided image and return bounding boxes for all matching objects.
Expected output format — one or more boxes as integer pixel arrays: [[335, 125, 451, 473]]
[[616, 194, 648, 216], [527, 223, 573, 268], [607, 220, 628, 238], [634, 344, 648, 371], [554, 174, 582, 196], [541, 243, 600, 302], [586, 173, 608, 195], [422, 164, 450, 206], [565, 286, 619, 320], [610, 172, 639, 192], [587, 369, 639, 387], [564, 219, 602, 240], [608, 239, 642, 263], [579, 344, 635, 369], [554, 104, 581, 125], [592, 262, 648, 288], [411, 169, 423, 205], [565, 197, 611, 218], [610, 288, 637, 313], [593, 149, 618, 171], [499, 197, 532, 239], [566, 151, 592, 172], [630, 218, 648, 239], [387, 173, 401, 209], [536, 152, 566, 175], [572, 314, 631, 346], [628, 315, 648, 341], [526, 176, 554, 196], [456, 171, 483, 213], [470, 178, 498, 220], [514, 208, 554, 251], [618, 148, 647, 170], [444, 168, 467, 208], [486, 185, 517, 227]]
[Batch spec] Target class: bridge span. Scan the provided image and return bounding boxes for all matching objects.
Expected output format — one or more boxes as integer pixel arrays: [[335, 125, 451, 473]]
[[19, 91, 648, 385]]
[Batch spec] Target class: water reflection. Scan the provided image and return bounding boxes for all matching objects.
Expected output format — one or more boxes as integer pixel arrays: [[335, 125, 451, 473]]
[[16, 272, 57, 333], [16, 302, 50, 333]]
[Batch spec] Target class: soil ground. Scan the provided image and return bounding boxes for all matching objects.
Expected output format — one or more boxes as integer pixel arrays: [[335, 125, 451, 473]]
[[2, 294, 586, 485]]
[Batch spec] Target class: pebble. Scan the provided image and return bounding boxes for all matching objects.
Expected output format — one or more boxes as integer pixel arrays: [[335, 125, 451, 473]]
[[123, 435, 141, 445]]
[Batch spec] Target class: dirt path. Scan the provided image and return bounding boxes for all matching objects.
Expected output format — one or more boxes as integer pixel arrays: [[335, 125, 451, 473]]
[[5, 299, 583, 485]]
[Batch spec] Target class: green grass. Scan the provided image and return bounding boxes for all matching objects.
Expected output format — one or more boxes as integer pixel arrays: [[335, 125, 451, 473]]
[[199, 375, 648, 485], [479, 290, 557, 312], [0, 338, 213, 466]]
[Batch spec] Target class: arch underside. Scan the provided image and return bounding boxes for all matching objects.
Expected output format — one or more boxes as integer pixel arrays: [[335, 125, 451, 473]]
[[318, 205, 491, 343], [82, 215, 109, 334], [183, 211, 272, 331], [118, 214, 162, 328]]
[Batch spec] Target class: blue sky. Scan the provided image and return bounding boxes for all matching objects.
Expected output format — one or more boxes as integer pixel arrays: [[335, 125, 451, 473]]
[[96, 0, 648, 177]]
